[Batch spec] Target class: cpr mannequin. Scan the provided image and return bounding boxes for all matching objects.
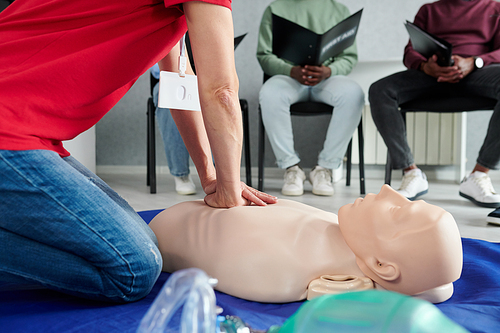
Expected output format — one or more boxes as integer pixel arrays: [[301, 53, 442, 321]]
[[149, 185, 463, 304]]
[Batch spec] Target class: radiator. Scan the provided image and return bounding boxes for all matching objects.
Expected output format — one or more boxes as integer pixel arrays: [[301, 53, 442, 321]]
[[349, 106, 466, 181]]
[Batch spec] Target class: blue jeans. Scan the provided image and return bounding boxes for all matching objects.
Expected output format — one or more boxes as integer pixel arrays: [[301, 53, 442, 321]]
[[153, 83, 190, 177], [369, 65, 500, 170], [259, 75, 364, 170], [0, 150, 162, 302]]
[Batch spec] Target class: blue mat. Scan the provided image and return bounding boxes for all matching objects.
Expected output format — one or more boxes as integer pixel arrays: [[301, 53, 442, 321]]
[[1, 209, 499, 333]]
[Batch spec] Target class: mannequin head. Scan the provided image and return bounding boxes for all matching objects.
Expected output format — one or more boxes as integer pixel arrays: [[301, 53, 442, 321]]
[[338, 185, 463, 296]]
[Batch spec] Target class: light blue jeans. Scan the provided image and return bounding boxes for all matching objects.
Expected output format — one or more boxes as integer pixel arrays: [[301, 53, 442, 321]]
[[0, 150, 162, 302], [153, 83, 190, 177], [259, 75, 365, 170]]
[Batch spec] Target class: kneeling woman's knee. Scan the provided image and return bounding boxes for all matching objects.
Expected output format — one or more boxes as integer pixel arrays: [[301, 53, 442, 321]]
[[109, 243, 163, 303]]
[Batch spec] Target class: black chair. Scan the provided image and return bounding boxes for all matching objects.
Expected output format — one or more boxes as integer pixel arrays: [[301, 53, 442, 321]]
[[0, 1, 9, 12], [146, 73, 252, 194], [258, 100, 366, 195], [384, 95, 497, 185], [146, 74, 158, 194]]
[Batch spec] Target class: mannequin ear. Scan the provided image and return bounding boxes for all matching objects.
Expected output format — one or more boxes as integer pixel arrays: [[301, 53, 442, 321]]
[[366, 257, 400, 282]]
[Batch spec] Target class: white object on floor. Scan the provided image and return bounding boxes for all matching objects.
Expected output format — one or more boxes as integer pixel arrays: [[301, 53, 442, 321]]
[[174, 175, 196, 195], [282, 165, 306, 196], [397, 168, 428, 201]]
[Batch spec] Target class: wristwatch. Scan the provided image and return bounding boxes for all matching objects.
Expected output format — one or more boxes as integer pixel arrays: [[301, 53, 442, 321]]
[[474, 56, 484, 69]]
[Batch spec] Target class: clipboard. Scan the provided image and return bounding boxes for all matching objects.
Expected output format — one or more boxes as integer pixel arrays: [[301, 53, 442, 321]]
[[272, 9, 363, 66], [405, 21, 453, 67]]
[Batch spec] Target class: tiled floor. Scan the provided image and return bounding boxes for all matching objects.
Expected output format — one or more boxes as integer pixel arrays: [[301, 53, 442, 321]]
[[99, 167, 500, 243]]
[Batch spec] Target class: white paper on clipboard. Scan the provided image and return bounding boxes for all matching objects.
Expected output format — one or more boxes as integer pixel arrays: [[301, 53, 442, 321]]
[[158, 71, 201, 112]]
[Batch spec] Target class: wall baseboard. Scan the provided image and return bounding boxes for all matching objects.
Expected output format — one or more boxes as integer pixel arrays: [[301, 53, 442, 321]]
[[97, 164, 500, 182]]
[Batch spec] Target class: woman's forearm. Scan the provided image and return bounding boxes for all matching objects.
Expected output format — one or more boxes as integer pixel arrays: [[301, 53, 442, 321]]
[[158, 42, 217, 191], [183, 2, 245, 206]]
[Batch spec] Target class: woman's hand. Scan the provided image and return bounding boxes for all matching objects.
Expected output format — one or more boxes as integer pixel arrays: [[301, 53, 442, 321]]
[[203, 180, 278, 208]]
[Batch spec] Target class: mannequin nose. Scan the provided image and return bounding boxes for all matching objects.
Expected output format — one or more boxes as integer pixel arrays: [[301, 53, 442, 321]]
[[377, 184, 410, 204], [377, 184, 393, 197]]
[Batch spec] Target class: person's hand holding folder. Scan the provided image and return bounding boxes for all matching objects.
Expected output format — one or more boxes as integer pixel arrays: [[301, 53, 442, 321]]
[[421, 54, 474, 84], [290, 65, 331, 86]]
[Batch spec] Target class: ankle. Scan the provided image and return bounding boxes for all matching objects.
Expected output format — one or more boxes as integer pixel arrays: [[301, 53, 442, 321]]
[[472, 165, 490, 175], [287, 164, 301, 170], [403, 165, 418, 173]]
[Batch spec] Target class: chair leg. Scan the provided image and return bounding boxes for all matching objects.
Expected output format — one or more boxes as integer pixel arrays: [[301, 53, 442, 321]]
[[147, 97, 157, 194], [240, 99, 252, 187], [258, 106, 265, 192], [345, 140, 352, 187], [146, 100, 151, 187], [357, 119, 365, 195]]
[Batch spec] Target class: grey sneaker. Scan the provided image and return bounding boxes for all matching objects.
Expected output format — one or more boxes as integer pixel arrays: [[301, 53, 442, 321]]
[[282, 165, 306, 196], [397, 169, 428, 200], [174, 175, 196, 195], [459, 171, 500, 208], [309, 166, 334, 196]]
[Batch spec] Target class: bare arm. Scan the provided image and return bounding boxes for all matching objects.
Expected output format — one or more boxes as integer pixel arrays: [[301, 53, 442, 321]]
[[160, 2, 277, 208], [158, 42, 216, 193]]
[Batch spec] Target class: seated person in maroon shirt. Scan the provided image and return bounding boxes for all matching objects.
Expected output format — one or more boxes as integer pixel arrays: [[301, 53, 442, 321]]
[[369, 0, 500, 224]]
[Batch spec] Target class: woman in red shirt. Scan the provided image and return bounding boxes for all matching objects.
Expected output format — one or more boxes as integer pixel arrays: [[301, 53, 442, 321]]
[[0, 0, 276, 302]]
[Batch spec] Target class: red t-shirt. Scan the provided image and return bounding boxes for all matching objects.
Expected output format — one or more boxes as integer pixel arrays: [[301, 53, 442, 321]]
[[0, 0, 231, 156]]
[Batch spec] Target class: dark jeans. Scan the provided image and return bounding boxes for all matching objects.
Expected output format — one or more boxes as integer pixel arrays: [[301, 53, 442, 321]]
[[369, 65, 500, 170]]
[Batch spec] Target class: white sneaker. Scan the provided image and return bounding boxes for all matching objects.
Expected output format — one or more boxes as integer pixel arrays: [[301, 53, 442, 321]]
[[397, 169, 428, 200], [309, 166, 334, 196], [282, 165, 306, 196], [459, 171, 500, 208], [174, 175, 196, 195]]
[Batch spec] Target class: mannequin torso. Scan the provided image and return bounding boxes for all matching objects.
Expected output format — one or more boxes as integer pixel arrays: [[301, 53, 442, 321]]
[[150, 185, 463, 304], [150, 199, 365, 302]]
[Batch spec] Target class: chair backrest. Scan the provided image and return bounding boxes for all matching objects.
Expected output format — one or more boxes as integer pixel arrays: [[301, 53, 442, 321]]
[[290, 102, 333, 115], [150, 73, 159, 97], [0, 0, 10, 12]]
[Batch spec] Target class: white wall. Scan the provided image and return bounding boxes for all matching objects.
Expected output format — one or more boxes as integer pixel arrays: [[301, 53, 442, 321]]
[[64, 127, 96, 174]]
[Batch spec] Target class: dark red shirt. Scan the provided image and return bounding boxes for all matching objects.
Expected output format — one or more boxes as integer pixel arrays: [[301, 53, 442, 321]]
[[0, 0, 231, 156], [404, 0, 500, 69]]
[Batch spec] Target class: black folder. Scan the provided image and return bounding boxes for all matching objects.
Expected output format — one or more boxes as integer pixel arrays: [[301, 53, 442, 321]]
[[272, 9, 363, 66], [234, 33, 247, 50], [405, 21, 453, 66]]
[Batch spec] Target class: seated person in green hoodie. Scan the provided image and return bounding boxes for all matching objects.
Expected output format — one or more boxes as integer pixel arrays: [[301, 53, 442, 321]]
[[257, 0, 364, 197]]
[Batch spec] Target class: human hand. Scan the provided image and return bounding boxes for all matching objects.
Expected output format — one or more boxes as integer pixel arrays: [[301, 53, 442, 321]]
[[290, 65, 331, 86], [421, 55, 462, 83], [290, 66, 309, 84], [451, 55, 475, 79], [302, 65, 331, 86], [203, 181, 278, 208]]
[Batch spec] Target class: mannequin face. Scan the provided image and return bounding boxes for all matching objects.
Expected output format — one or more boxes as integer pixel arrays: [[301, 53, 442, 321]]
[[338, 185, 463, 295], [338, 184, 442, 242]]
